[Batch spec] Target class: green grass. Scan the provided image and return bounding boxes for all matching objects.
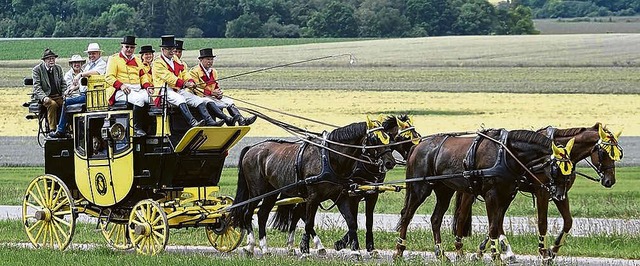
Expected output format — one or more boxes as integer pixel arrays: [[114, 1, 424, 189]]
[[0, 219, 639, 260], [0, 38, 362, 61], [2, 167, 640, 219]]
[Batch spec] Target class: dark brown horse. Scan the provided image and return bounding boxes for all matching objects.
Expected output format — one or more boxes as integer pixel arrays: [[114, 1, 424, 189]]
[[394, 129, 572, 264], [453, 123, 623, 262], [270, 115, 421, 258], [229, 117, 396, 257], [332, 115, 421, 257]]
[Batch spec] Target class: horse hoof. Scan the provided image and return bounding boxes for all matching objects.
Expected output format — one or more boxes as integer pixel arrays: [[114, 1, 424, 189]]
[[392, 252, 404, 261], [503, 254, 517, 264], [287, 248, 296, 256], [299, 253, 311, 260], [241, 247, 254, 256], [334, 240, 346, 251], [349, 251, 362, 261], [317, 248, 327, 256], [369, 249, 381, 259]]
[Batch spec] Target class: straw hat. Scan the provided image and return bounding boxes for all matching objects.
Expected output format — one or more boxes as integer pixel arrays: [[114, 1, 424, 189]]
[[68, 54, 86, 64], [85, 43, 102, 53]]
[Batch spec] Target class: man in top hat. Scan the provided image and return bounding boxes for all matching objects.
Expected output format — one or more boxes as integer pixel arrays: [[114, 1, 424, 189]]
[[50, 43, 107, 138], [189, 48, 256, 126], [32, 48, 67, 132], [105, 36, 153, 136], [152, 35, 219, 127]]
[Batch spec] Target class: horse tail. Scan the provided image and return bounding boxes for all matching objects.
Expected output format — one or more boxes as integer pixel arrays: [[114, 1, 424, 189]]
[[452, 191, 473, 237], [230, 146, 252, 231], [271, 201, 306, 232]]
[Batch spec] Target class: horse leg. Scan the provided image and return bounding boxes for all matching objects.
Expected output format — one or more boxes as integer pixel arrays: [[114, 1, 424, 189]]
[[431, 187, 455, 261], [256, 195, 278, 256], [535, 189, 551, 260], [334, 197, 358, 252], [394, 183, 432, 259], [337, 196, 361, 260], [300, 200, 320, 258], [453, 192, 475, 260], [550, 197, 572, 259], [240, 202, 260, 256], [365, 194, 381, 258], [485, 189, 516, 265], [285, 203, 306, 256]]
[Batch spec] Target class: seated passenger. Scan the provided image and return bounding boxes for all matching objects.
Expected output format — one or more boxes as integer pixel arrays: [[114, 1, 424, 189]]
[[151, 35, 217, 127], [32, 48, 67, 132], [188, 48, 238, 126], [105, 36, 153, 137], [188, 48, 256, 126], [50, 43, 107, 138]]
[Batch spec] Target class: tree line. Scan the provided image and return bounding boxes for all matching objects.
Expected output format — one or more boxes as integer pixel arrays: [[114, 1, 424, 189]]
[[0, 0, 539, 38], [514, 0, 640, 18]]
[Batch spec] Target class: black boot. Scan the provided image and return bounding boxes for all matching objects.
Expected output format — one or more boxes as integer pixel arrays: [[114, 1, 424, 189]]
[[178, 103, 202, 127], [228, 105, 257, 126], [207, 102, 237, 126], [197, 103, 222, 126], [133, 105, 147, 137]]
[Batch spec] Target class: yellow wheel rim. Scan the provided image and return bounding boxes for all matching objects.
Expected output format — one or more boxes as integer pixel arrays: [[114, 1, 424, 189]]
[[206, 221, 245, 253], [22, 174, 76, 250], [128, 199, 168, 255], [100, 218, 133, 250]]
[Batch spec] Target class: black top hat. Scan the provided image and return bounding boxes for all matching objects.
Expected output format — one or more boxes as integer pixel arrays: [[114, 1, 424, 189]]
[[160, 35, 176, 48], [121, 36, 136, 45], [139, 45, 155, 54], [198, 48, 216, 59], [41, 48, 58, 60], [175, 40, 185, 50]]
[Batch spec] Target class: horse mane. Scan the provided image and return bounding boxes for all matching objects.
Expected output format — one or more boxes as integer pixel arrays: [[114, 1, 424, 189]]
[[553, 127, 588, 137], [328, 122, 367, 143], [508, 130, 551, 148], [381, 114, 410, 130]]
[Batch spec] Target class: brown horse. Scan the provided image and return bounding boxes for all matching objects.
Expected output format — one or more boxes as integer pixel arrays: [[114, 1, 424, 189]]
[[229, 117, 396, 257], [394, 129, 573, 264], [270, 115, 421, 258], [453, 123, 623, 262], [332, 115, 421, 257]]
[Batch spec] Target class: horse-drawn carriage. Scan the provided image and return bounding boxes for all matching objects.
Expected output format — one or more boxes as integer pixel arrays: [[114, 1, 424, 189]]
[[22, 75, 250, 254]]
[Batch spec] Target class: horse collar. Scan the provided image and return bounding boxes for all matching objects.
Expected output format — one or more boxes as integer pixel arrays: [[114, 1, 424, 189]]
[[298, 131, 348, 186]]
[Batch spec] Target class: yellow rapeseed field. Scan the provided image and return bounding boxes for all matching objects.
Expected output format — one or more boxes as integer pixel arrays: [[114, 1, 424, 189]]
[[2, 88, 633, 137]]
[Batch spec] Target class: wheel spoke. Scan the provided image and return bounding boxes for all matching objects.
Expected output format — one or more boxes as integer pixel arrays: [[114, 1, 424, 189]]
[[51, 221, 63, 249], [132, 234, 143, 245], [52, 215, 71, 227], [28, 191, 46, 209], [51, 219, 69, 241], [25, 201, 40, 210], [51, 197, 70, 212], [27, 220, 42, 233], [135, 210, 145, 223], [34, 221, 46, 243]]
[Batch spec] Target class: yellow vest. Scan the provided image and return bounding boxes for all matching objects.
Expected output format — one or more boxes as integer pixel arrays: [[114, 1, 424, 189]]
[[104, 53, 149, 105], [152, 55, 191, 96], [188, 64, 219, 97]]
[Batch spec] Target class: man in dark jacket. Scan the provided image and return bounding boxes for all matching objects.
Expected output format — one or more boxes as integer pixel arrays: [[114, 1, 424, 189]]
[[32, 48, 67, 132]]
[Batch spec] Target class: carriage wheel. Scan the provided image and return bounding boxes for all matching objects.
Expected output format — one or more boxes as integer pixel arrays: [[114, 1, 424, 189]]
[[22, 174, 76, 250], [206, 217, 245, 253], [206, 196, 245, 253], [99, 218, 133, 250], [128, 199, 168, 255]]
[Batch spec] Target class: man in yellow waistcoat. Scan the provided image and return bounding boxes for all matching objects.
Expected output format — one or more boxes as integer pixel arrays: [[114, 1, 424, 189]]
[[189, 48, 256, 126], [152, 35, 219, 127], [105, 36, 153, 136]]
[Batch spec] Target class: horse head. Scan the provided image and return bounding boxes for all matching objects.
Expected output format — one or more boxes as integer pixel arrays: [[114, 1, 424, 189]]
[[364, 116, 396, 173], [592, 123, 623, 188], [381, 115, 421, 160], [547, 138, 576, 201]]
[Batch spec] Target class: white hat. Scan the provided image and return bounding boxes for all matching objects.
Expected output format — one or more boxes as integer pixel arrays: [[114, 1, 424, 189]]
[[69, 54, 86, 63], [85, 43, 102, 53]]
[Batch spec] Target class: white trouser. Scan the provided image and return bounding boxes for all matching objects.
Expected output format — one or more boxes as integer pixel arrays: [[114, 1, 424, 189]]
[[202, 95, 234, 108], [114, 84, 149, 107], [161, 88, 205, 107]]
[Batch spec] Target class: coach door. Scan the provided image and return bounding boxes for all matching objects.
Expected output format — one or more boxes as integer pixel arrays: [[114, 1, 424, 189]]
[[74, 111, 134, 206]]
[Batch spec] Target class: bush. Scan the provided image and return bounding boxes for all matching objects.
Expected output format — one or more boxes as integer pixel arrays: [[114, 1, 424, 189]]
[[185, 27, 204, 38]]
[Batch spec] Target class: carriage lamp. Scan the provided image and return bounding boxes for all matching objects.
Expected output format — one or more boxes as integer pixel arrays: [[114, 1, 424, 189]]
[[109, 123, 126, 141]]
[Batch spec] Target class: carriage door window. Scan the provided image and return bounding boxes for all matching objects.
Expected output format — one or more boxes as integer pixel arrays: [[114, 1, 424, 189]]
[[88, 116, 108, 159], [109, 113, 130, 155], [74, 116, 86, 157]]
